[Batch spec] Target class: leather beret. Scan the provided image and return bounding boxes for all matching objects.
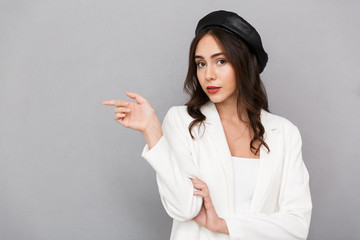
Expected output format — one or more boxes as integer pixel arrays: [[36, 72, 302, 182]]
[[195, 10, 268, 73]]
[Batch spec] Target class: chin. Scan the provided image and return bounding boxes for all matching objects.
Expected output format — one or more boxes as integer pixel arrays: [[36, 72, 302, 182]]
[[207, 97, 224, 104]]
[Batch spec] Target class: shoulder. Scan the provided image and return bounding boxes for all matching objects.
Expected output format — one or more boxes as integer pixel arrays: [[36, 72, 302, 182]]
[[165, 105, 193, 122], [167, 105, 187, 114], [261, 109, 301, 138], [162, 105, 199, 139], [261, 109, 295, 128], [162, 105, 193, 129]]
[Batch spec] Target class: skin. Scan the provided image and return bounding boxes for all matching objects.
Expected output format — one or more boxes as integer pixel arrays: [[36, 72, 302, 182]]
[[196, 34, 259, 159], [195, 34, 238, 114], [102, 92, 163, 150], [101, 33, 261, 235]]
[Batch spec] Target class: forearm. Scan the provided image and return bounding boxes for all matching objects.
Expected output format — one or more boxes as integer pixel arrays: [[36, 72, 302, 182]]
[[223, 210, 311, 239], [142, 116, 163, 150], [141, 106, 203, 221], [142, 137, 203, 221], [141, 134, 202, 220], [217, 218, 229, 235]]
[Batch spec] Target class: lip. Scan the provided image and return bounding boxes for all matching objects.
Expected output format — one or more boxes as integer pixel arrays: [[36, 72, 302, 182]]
[[206, 86, 221, 94]]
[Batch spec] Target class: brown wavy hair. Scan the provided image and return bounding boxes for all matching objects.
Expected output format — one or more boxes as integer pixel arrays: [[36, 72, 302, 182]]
[[183, 28, 270, 155]]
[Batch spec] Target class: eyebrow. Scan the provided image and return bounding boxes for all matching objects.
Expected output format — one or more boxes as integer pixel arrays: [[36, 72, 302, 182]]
[[195, 52, 225, 59]]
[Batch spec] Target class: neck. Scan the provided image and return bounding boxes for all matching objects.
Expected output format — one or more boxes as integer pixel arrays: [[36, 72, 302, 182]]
[[215, 99, 249, 123]]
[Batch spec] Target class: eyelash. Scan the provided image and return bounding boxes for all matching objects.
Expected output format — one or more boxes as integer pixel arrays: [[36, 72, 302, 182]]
[[218, 59, 226, 65], [196, 59, 227, 68], [197, 62, 206, 68]]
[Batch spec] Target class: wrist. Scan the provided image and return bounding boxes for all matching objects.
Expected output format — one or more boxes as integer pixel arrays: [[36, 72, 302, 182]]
[[142, 116, 161, 135], [217, 218, 229, 235], [142, 117, 163, 150]]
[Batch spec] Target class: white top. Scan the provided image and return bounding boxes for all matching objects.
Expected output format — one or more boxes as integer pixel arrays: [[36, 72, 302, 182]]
[[141, 103, 312, 240], [231, 156, 260, 215]]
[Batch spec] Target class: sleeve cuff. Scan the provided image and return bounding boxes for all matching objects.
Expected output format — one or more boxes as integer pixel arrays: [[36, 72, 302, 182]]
[[141, 135, 167, 165], [223, 216, 246, 239]]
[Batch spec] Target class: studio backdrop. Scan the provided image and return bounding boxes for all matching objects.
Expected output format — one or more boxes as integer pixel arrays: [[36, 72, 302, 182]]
[[1, 0, 359, 239]]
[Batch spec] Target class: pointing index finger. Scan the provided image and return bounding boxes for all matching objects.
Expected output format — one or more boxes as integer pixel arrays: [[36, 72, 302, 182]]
[[102, 100, 129, 106], [102, 100, 115, 106]]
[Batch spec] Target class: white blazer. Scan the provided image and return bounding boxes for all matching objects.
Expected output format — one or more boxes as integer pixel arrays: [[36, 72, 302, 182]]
[[141, 101, 312, 240]]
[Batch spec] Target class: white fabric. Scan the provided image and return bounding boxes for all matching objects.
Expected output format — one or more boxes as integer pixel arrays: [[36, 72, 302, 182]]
[[231, 157, 260, 215], [141, 101, 312, 240]]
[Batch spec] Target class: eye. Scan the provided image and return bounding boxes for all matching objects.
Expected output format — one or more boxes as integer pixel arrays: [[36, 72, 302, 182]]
[[196, 62, 206, 68], [217, 59, 226, 65]]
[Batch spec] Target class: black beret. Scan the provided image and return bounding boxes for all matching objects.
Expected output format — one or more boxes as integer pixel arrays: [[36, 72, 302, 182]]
[[195, 10, 268, 73]]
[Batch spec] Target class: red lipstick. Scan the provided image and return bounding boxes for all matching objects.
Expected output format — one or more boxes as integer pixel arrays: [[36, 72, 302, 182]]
[[207, 86, 221, 94]]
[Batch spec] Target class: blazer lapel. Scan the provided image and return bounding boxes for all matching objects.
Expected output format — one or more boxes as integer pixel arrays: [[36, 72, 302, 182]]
[[249, 109, 279, 213], [248, 141, 273, 213], [200, 101, 278, 214], [201, 101, 235, 214]]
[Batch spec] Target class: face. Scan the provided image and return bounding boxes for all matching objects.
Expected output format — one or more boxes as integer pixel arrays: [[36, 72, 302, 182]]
[[195, 34, 238, 105]]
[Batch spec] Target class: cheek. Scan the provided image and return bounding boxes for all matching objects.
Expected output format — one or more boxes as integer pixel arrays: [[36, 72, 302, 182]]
[[198, 80, 206, 91], [225, 69, 237, 88], [196, 68, 203, 79], [197, 71, 205, 87]]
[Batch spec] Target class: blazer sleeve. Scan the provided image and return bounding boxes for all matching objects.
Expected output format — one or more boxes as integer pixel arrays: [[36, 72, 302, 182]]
[[224, 125, 312, 240], [141, 106, 203, 221]]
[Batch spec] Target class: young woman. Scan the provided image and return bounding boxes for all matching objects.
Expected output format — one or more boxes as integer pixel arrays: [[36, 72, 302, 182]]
[[103, 10, 312, 240]]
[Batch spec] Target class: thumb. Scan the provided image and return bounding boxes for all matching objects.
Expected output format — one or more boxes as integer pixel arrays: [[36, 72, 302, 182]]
[[126, 91, 146, 104]]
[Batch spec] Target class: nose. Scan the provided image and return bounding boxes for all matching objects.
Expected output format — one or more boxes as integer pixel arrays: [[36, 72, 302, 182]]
[[205, 64, 216, 81]]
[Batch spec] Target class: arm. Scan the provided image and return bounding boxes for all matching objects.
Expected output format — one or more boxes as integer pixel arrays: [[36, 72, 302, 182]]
[[103, 94, 202, 221], [141, 107, 203, 221], [223, 125, 312, 240], [141, 115, 163, 150]]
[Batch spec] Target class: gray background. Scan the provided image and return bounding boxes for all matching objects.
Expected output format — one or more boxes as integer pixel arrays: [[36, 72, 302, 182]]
[[1, 0, 359, 239]]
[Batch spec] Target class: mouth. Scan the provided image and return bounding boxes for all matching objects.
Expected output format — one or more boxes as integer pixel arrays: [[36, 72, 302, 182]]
[[206, 86, 221, 94]]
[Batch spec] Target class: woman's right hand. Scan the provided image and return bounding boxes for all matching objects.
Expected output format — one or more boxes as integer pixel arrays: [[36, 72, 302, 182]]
[[102, 92, 159, 134]]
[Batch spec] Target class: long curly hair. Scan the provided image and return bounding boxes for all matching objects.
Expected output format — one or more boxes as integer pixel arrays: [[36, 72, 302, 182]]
[[183, 28, 270, 155]]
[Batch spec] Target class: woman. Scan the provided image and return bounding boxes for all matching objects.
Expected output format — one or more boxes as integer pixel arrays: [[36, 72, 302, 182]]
[[103, 10, 312, 240]]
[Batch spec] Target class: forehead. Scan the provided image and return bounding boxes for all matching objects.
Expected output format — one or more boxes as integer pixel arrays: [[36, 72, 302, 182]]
[[195, 34, 223, 57]]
